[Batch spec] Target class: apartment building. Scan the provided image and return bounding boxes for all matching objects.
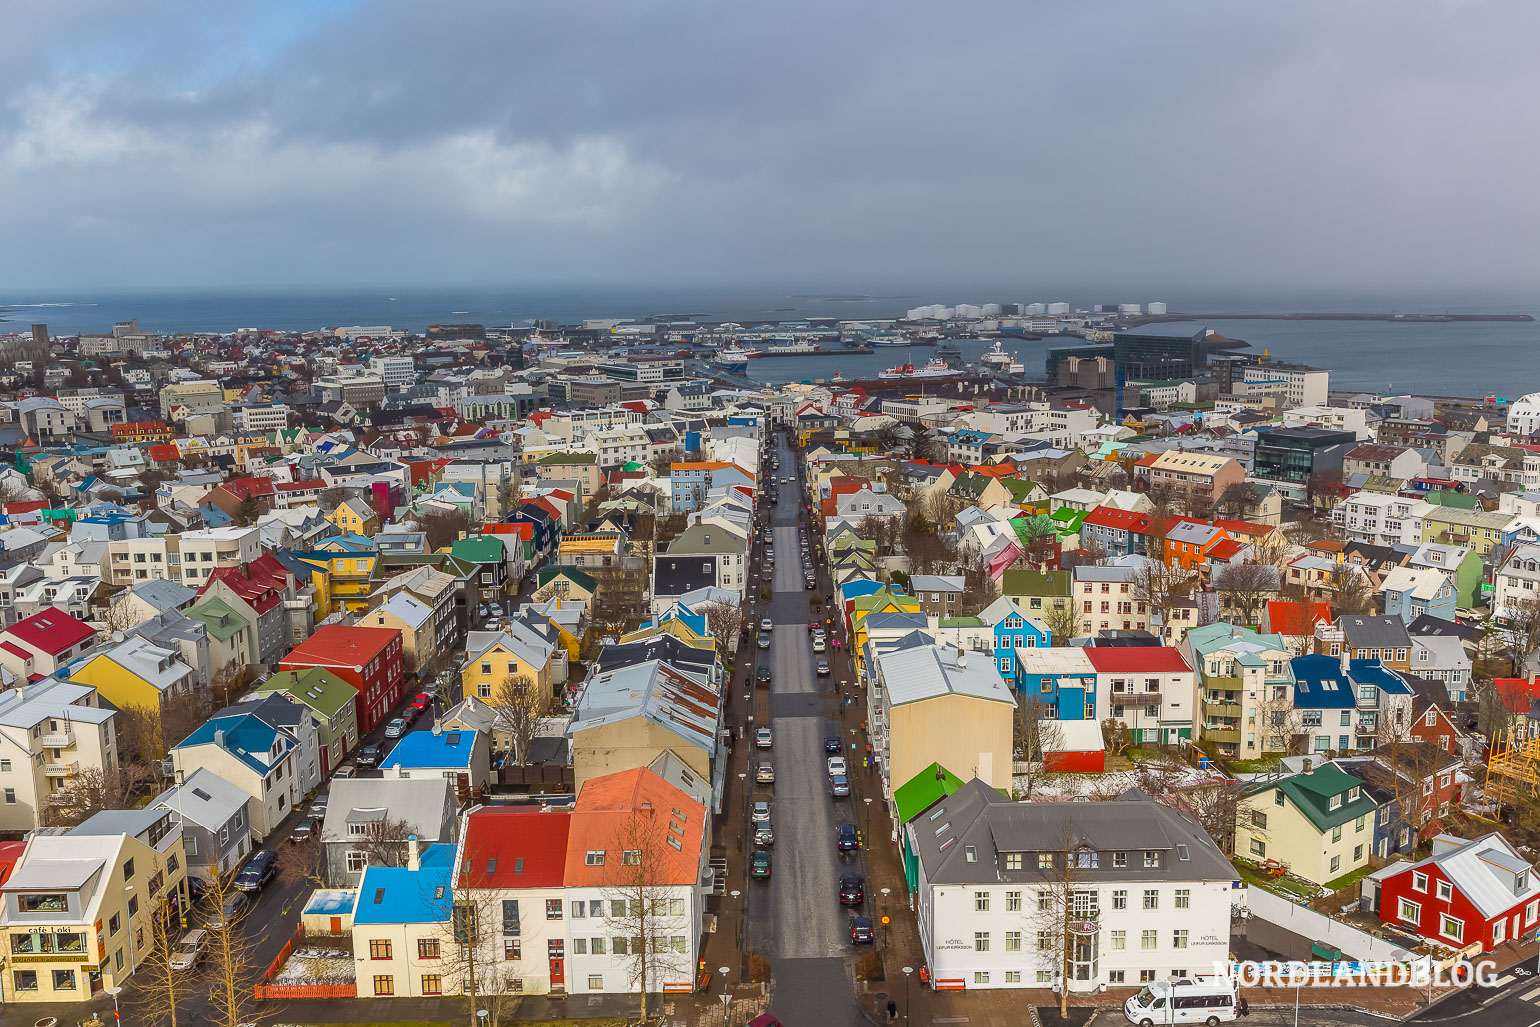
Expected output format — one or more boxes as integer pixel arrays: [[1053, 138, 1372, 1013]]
[[0, 680, 118, 832], [178, 526, 262, 584]]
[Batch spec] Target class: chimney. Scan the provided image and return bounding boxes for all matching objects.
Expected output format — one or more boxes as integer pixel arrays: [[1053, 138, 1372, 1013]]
[[13, 684, 24, 702], [407, 834, 420, 872], [214, 728, 226, 747], [1339, 646, 1351, 676]]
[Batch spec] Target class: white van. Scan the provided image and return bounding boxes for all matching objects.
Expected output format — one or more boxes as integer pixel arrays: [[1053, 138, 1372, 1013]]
[[1123, 977, 1239, 1026]]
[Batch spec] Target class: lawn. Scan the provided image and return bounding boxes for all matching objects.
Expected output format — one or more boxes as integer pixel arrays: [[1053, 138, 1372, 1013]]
[[1324, 863, 1379, 893], [1226, 757, 1285, 774], [1232, 858, 1321, 901]]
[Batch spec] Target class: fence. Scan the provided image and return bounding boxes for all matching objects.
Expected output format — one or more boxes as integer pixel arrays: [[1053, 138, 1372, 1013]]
[[1246, 886, 1417, 963], [253, 923, 358, 1001]]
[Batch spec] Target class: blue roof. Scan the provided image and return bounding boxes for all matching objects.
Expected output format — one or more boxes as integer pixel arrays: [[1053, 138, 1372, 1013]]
[[379, 728, 478, 770], [174, 711, 289, 775], [839, 580, 885, 602], [352, 843, 455, 925], [1289, 655, 1357, 709], [1349, 658, 1412, 695]]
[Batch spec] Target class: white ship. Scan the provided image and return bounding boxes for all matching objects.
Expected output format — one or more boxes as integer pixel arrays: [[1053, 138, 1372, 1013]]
[[879, 359, 956, 380], [980, 339, 1025, 374]]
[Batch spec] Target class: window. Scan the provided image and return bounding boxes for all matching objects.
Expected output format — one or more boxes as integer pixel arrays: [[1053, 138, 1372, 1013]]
[[1175, 889, 1190, 910], [1143, 889, 1158, 910], [1006, 891, 1021, 912], [12, 969, 37, 992], [974, 932, 989, 952], [1331, 826, 1343, 843], [421, 974, 442, 996], [571, 900, 586, 919], [1436, 880, 1452, 902], [1005, 931, 1021, 952], [1038, 971, 1054, 984], [1111, 930, 1127, 950], [1412, 871, 1428, 892], [346, 851, 367, 873], [588, 974, 605, 991], [1004, 853, 1022, 870], [1173, 930, 1189, 949], [503, 939, 521, 960], [1037, 853, 1053, 869], [1143, 850, 1158, 868], [1006, 971, 1023, 984], [1440, 914, 1464, 942], [373, 975, 394, 997], [1038, 892, 1053, 912], [545, 899, 564, 920], [1354, 844, 1364, 862], [1330, 855, 1341, 874], [1036, 930, 1052, 951], [585, 850, 606, 866], [1141, 930, 1157, 950], [1251, 810, 1268, 830], [1250, 838, 1266, 857], [418, 938, 440, 959], [369, 939, 392, 960], [974, 891, 989, 912], [1112, 851, 1127, 868], [502, 899, 521, 936], [573, 938, 587, 955], [54, 969, 77, 990], [1112, 890, 1127, 910]]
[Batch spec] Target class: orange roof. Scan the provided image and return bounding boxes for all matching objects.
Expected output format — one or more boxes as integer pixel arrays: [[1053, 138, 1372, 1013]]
[[563, 768, 705, 889], [1214, 519, 1275, 538], [970, 463, 1019, 480], [1267, 600, 1333, 637]]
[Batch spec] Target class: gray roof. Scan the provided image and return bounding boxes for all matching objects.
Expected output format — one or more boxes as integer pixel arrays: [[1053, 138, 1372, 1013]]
[[150, 767, 251, 830], [875, 645, 1014, 708], [320, 777, 454, 844], [911, 779, 1235, 886], [127, 578, 198, 613], [910, 575, 965, 593], [1339, 614, 1413, 649]]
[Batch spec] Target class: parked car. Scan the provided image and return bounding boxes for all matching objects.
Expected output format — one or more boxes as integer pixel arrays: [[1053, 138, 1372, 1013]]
[[831, 774, 850, 798], [235, 849, 277, 892], [748, 1016, 784, 1027], [827, 756, 847, 776], [812, 636, 826, 652], [477, 602, 489, 618], [487, 602, 504, 619], [839, 873, 865, 906], [750, 850, 772, 878], [807, 620, 820, 634], [356, 744, 381, 768], [756, 761, 776, 784], [169, 928, 210, 971], [850, 916, 874, 944], [760, 617, 773, 632], [836, 824, 858, 852], [289, 816, 319, 844], [755, 727, 773, 749], [409, 693, 432, 713], [825, 736, 842, 753], [756, 666, 771, 686], [804, 576, 816, 590], [206, 892, 249, 930], [308, 794, 329, 817], [758, 633, 770, 649], [383, 717, 408, 739], [333, 764, 356, 779], [186, 876, 207, 903], [751, 801, 771, 823], [754, 823, 774, 847], [816, 660, 830, 677]]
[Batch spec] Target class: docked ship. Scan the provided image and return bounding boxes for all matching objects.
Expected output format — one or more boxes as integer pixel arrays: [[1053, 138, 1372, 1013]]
[[870, 331, 910, 347], [713, 344, 755, 373], [879, 358, 957, 380], [765, 338, 819, 356], [980, 339, 1025, 374]]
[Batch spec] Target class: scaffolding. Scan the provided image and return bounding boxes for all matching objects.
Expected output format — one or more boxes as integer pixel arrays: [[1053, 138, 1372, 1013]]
[[1483, 726, 1540, 812]]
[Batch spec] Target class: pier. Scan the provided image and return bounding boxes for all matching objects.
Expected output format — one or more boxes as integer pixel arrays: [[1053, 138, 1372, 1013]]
[[1122, 311, 1534, 327]]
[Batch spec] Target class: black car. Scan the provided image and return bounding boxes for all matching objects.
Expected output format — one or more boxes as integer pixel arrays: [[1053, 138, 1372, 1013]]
[[850, 917, 875, 944], [234, 849, 277, 892], [839, 873, 865, 906], [756, 666, 772, 686], [836, 823, 858, 852], [824, 736, 841, 753], [356, 743, 382, 767]]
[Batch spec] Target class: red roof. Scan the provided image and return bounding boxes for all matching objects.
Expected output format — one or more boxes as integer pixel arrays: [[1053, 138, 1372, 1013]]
[[1207, 539, 1247, 561], [0, 641, 31, 661], [458, 808, 571, 890], [147, 444, 181, 462], [201, 554, 290, 614], [275, 479, 327, 493], [5, 501, 47, 515], [3, 609, 96, 656], [282, 625, 399, 669], [1214, 519, 1275, 538], [1493, 678, 1540, 714], [1083, 647, 1192, 674], [1082, 506, 1151, 532], [0, 840, 25, 887], [1267, 600, 1333, 637], [224, 477, 277, 499]]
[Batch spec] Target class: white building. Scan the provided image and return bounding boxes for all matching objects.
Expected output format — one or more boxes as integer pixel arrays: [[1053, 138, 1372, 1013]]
[[1047, 302, 1070, 316], [909, 781, 1233, 992], [1493, 542, 1540, 623], [177, 526, 262, 584], [1507, 392, 1540, 440], [1335, 493, 1433, 547], [370, 356, 417, 391], [0, 680, 118, 832], [1147, 302, 1167, 315], [1243, 365, 1330, 408]]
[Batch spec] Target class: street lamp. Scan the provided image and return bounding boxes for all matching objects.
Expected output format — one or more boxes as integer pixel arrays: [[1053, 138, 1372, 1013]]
[[477, 1008, 488, 1027], [880, 887, 891, 947], [863, 796, 872, 841], [719, 966, 733, 1025], [124, 885, 136, 979], [902, 966, 914, 1025], [107, 984, 122, 1025]]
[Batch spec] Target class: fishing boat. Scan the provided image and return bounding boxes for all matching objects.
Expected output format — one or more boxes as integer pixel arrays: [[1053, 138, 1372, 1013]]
[[879, 359, 956, 380], [980, 338, 1025, 374], [766, 339, 819, 355], [713, 344, 754, 373]]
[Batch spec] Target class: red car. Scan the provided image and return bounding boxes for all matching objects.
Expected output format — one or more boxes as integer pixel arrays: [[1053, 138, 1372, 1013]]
[[807, 620, 820, 634], [409, 693, 431, 714]]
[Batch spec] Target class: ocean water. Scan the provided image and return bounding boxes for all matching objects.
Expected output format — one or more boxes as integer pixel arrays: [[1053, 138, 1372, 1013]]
[[3, 287, 1537, 399]]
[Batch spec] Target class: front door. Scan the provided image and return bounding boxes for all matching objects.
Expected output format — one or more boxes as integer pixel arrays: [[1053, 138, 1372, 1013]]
[[549, 958, 564, 988], [548, 939, 565, 988]]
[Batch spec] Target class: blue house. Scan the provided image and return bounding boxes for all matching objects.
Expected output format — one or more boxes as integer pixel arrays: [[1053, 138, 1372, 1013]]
[[350, 842, 455, 968], [1379, 565, 1457, 624], [1014, 645, 1097, 721], [380, 727, 490, 793], [932, 596, 1050, 679]]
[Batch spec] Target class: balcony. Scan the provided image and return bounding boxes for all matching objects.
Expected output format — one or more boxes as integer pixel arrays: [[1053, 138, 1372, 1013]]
[[40, 729, 74, 748], [1204, 675, 1243, 695], [44, 760, 80, 778], [1203, 698, 1242, 719], [1202, 726, 1241, 745]]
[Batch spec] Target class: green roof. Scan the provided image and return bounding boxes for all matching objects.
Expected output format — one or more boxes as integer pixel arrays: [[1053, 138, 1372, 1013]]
[[937, 616, 984, 628], [184, 597, 250, 640], [893, 763, 969, 823], [1000, 478, 1037, 503], [1422, 490, 1480, 510], [1250, 763, 1379, 832], [1000, 568, 1071, 598], [451, 536, 506, 563], [256, 667, 358, 719], [539, 451, 597, 465], [537, 565, 598, 592]]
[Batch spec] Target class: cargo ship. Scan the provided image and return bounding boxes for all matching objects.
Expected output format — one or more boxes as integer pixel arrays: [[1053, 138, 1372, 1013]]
[[765, 339, 819, 356]]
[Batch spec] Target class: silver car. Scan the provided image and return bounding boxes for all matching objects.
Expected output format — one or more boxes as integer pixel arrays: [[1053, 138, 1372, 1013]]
[[169, 929, 209, 971]]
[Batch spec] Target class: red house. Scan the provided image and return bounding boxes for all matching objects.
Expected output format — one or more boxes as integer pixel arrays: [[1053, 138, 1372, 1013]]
[[1376, 833, 1540, 953], [280, 625, 404, 735]]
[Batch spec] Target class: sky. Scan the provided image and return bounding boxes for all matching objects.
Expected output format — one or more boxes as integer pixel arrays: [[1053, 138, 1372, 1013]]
[[5, 0, 1539, 297]]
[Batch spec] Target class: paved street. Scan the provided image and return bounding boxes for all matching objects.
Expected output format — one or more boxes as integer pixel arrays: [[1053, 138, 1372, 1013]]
[[1407, 962, 1540, 1026]]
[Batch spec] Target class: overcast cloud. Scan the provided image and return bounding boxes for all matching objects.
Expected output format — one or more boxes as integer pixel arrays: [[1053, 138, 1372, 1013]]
[[4, 0, 1537, 296]]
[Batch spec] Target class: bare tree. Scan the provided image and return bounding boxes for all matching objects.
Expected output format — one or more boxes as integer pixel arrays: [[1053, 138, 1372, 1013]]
[[955, 563, 999, 616], [1029, 823, 1092, 1017], [1132, 559, 1195, 639], [204, 854, 258, 1027], [1014, 697, 1065, 800], [600, 809, 694, 1021], [1214, 561, 1278, 627], [491, 673, 546, 766], [134, 853, 190, 1027], [422, 508, 472, 551], [276, 826, 331, 889], [41, 763, 157, 827], [1168, 779, 1246, 852], [1252, 680, 1303, 758], [439, 869, 523, 1027], [900, 512, 952, 576], [695, 600, 743, 664], [119, 693, 206, 764], [1042, 597, 1080, 646]]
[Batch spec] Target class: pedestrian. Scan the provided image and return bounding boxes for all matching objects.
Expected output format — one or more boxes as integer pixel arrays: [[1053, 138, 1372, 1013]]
[[887, 999, 897, 1021]]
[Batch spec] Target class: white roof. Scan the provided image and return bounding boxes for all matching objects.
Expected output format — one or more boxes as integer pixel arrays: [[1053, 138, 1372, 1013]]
[[1414, 833, 1540, 919], [377, 592, 433, 628], [875, 645, 1014, 707], [1016, 646, 1095, 676], [1048, 718, 1105, 753]]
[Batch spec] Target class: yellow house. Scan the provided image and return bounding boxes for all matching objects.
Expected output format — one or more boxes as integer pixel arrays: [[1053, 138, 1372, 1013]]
[[850, 588, 923, 657], [1419, 507, 1513, 556], [460, 623, 559, 701], [296, 537, 379, 617], [520, 597, 586, 663], [620, 610, 713, 653], [69, 635, 198, 719], [327, 498, 383, 537], [361, 592, 436, 675], [1235, 761, 1378, 885]]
